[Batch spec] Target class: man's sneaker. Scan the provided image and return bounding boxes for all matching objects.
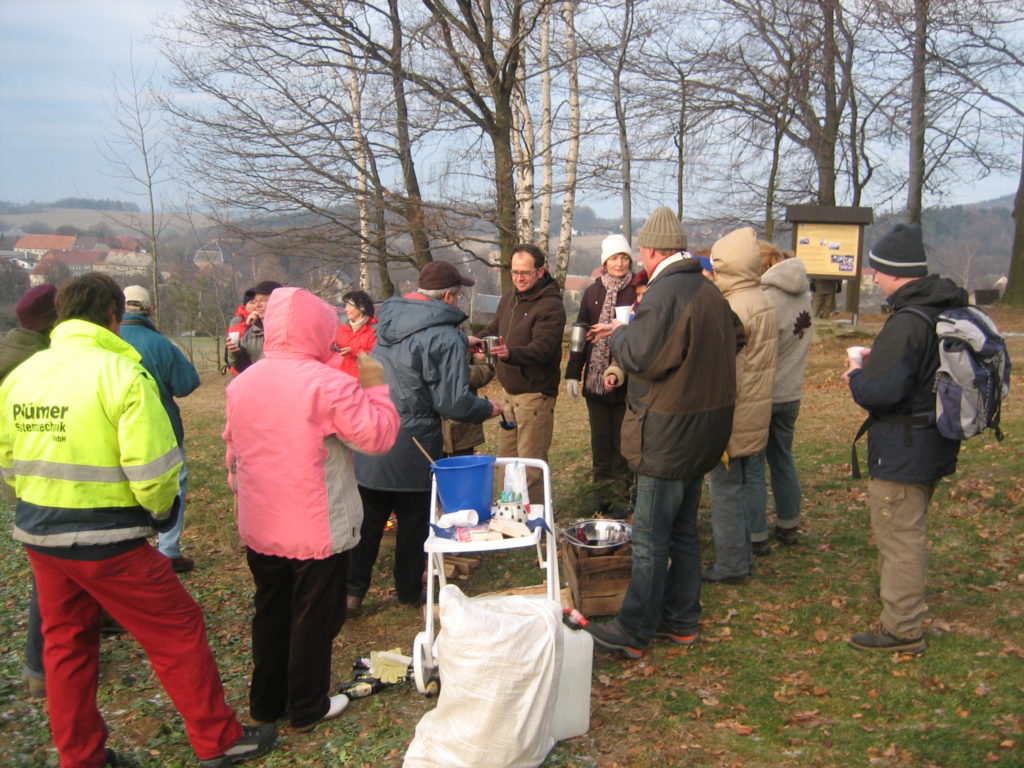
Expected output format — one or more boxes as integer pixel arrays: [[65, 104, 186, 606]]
[[171, 556, 196, 573], [653, 628, 699, 646], [848, 629, 925, 654], [103, 748, 119, 766], [774, 526, 799, 546], [199, 723, 277, 767], [585, 621, 645, 660], [346, 594, 363, 618], [751, 539, 772, 556]]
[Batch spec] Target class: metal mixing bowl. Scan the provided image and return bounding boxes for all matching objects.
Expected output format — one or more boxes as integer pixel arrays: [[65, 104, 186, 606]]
[[559, 519, 632, 551]]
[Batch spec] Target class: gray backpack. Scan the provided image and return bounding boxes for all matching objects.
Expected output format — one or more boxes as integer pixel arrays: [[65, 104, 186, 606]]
[[901, 305, 1011, 441]]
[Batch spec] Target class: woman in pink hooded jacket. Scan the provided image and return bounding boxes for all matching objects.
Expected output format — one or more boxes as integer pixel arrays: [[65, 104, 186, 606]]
[[224, 287, 399, 732]]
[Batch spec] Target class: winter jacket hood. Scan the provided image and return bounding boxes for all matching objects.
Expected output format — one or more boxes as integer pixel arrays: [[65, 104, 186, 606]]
[[711, 227, 763, 297], [264, 287, 337, 362]]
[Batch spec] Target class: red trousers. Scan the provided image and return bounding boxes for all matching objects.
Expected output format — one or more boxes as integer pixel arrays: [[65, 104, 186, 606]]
[[28, 544, 242, 767]]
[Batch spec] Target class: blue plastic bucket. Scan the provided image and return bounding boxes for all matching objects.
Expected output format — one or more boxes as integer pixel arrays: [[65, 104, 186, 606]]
[[433, 455, 496, 521]]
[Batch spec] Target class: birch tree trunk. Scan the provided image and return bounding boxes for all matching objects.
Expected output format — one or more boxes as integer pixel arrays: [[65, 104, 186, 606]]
[[554, 0, 579, 286], [907, 0, 928, 224], [538, 4, 554, 255]]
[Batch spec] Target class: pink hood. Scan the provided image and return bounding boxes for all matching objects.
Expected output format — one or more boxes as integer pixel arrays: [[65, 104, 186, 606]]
[[224, 287, 400, 559], [264, 286, 337, 362]]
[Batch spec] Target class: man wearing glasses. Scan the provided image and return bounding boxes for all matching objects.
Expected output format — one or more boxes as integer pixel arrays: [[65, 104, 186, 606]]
[[475, 244, 566, 505]]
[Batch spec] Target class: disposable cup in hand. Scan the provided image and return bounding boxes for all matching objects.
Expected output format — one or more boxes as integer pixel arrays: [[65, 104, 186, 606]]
[[846, 346, 868, 366], [614, 306, 631, 324], [437, 509, 479, 528], [228, 331, 241, 345]]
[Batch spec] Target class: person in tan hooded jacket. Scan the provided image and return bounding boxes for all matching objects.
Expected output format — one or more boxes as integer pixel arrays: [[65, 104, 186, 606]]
[[703, 227, 779, 584]]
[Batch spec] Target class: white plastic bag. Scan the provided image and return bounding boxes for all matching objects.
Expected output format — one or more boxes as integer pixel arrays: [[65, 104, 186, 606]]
[[502, 460, 530, 512], [403, 585, 562, 768]]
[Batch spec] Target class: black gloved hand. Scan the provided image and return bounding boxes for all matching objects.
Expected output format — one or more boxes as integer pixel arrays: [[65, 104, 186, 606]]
[[149, 496, 181, 533]]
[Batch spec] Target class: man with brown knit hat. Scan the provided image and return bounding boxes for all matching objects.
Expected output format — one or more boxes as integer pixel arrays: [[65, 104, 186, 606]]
[[583, 207, 743, 660]]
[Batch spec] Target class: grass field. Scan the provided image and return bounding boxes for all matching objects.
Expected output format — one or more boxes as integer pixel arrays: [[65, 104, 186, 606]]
[[1, 310, 1021, 768]]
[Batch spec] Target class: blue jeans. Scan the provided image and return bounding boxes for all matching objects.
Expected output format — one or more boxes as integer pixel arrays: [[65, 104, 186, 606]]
[[158, 461, 188, 558], [746, 401, 802, 541], [616, 473, 703, 646], [708, 457, 754, 577]]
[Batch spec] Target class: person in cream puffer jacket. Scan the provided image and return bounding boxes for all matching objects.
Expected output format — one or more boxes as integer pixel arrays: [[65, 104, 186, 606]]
[[703, 227, 779, 583]]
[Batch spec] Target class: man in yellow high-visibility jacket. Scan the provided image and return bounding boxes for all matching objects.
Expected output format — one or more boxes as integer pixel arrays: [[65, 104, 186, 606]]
[[0, 273, 276, 768]]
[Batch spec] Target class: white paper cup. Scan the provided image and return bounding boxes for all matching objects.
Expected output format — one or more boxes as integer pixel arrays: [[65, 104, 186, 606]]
[[846, 346, 868, 366], [228, 331, 241, 345], [614, 305, 632, 324], [437, 509, 479, 528]]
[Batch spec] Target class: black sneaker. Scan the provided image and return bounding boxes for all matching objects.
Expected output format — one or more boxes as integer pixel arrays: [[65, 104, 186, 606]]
[[103, 748, 119, 767], [775, 526, 799, 545], [199, 723, 278, 767], [585, 621, 646, 660], [848, 629, 925, 654], [751, 539, 772, 556]]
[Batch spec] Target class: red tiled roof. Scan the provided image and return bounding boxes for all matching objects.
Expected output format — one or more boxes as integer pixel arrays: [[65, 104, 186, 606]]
[[14, 234, 77, 251], [41, 249, 104, 265]]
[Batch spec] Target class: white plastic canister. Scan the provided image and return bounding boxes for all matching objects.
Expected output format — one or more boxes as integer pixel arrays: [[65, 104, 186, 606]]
[[549, 624, 593, 740]]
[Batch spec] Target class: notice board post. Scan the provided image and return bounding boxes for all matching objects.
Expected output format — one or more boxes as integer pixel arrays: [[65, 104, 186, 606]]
[[785, 205, 873, 325]]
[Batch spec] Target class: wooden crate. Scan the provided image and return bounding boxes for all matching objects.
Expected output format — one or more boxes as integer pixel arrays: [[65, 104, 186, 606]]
[[560, 540, 633, 617]]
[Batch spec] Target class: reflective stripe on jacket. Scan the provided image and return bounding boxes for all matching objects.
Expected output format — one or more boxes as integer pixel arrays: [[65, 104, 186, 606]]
[[0, 319, 182, 547]]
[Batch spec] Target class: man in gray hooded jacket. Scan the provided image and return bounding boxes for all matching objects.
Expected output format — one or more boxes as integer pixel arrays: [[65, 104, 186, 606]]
[[348, 262, 500, 614]]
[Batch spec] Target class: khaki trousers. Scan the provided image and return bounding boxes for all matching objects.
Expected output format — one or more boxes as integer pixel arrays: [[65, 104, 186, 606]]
[[496, 390, 556, 506], [868, 478, 936, 639]]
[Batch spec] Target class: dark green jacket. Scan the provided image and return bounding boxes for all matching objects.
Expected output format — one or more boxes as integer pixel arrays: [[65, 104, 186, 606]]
[[0, 327, 49, 382]]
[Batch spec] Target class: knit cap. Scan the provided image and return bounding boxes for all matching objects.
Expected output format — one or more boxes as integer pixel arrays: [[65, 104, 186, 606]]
[[868, 223, 928, 278], [16, 284, 58, 332], [600, 234, 633, 265], [637, 207, 687, 251]]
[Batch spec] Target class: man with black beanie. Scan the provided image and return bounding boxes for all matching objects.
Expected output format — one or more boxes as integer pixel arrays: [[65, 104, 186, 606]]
[[843, 222, 968, 654]]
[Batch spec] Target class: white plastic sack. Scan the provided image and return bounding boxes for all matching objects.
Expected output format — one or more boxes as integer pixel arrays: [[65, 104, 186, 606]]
[[403, 584, 563, 768]]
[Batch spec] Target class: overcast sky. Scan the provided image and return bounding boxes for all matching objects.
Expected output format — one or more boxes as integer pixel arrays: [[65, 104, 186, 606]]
[[0, 0, 1018, 214]]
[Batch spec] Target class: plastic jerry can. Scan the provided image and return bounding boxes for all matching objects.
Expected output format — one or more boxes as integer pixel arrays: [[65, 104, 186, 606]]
[[550, 623, 593, 740]]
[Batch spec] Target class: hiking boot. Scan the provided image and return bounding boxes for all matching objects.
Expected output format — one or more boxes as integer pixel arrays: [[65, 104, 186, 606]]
[[585, 621, 646, 660], [701, 569, 751, 585], [653, 628, 699, 646], [848, 629, 925, 654], [21, 665, 45, 698], [774, 526, 799, 546], [171, 556, 196, 573], [751, 539, 772, 556], [199, 723, 277, 767], [346, 595, 363, 618]]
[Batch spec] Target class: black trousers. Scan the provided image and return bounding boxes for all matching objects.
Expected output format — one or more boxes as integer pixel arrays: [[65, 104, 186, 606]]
[[348, 487, 429, 604], [587, 399, 630, 503], [246, 548, 348, 729]]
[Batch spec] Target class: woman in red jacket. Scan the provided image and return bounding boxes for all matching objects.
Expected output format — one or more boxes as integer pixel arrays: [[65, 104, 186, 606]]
[[334, 290, 378, 377]]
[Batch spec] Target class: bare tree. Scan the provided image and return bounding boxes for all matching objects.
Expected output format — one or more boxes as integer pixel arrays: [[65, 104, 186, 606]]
[[100, 53, 174, 324]]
